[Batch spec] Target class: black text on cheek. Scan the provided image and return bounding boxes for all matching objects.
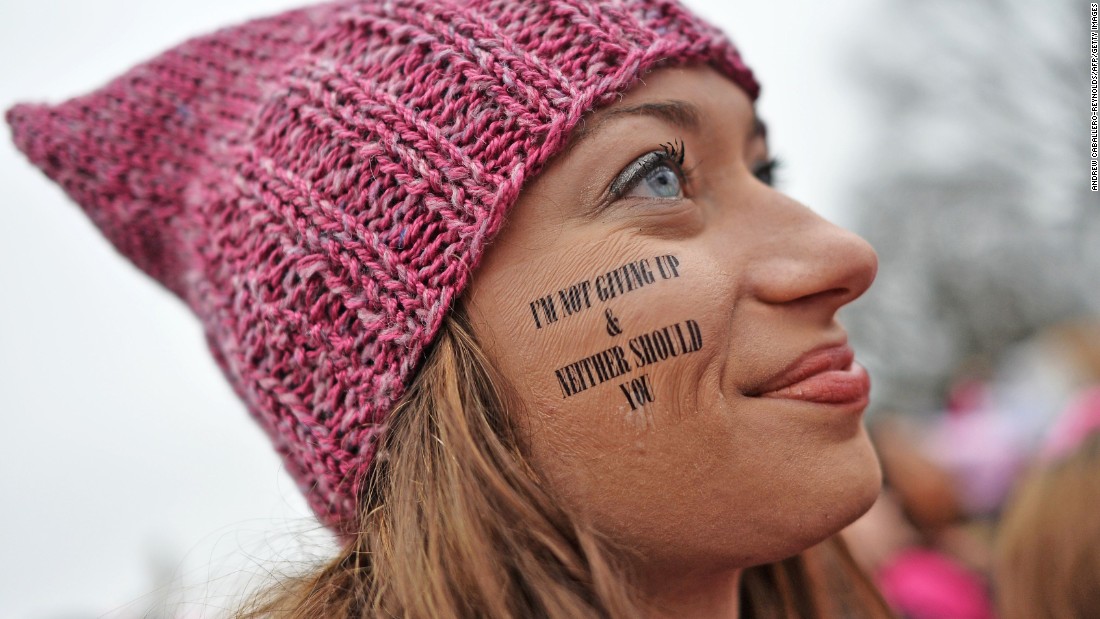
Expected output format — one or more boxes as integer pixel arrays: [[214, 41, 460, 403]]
[[525, 254, 681, 330], [627, 319, 703, 368], [554, 345, 632, 398], [552, 319, 704, 411]]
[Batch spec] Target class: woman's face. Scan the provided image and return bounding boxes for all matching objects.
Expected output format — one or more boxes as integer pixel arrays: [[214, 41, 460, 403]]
[[464, 65, 881, 576]]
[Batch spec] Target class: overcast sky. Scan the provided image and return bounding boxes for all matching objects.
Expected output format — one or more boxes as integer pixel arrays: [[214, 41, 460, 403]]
[[0, 1, 874, 615]]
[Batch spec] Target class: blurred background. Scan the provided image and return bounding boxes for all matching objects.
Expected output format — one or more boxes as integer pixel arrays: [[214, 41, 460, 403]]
[[0, 0, 1093, 617]]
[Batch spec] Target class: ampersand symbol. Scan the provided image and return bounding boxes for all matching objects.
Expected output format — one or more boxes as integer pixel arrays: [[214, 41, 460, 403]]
[[605, 308, 623, 337]]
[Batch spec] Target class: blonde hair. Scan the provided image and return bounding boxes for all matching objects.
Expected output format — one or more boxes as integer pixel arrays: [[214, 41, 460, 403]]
[[995, 432, 1100, 619], [236, 304, 894, 618]]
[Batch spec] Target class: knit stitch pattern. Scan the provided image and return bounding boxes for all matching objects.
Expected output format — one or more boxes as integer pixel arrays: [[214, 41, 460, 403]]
[[6, 0, 759, 535]]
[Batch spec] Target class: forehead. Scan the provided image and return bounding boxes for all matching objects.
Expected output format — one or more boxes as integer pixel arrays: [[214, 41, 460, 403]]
[[564, 65, 762, 153]]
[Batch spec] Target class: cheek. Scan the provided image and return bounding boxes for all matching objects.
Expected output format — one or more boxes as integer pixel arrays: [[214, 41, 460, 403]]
[[469, 248, 712, 443], [484, 258, 732, 531], [472, 242, 704, 417]]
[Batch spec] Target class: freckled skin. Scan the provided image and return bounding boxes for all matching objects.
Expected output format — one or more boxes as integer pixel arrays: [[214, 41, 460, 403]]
[[464, 66, 881, 608]]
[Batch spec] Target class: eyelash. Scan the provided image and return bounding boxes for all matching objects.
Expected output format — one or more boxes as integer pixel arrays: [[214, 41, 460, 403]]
[[752, 156, 782, 187]]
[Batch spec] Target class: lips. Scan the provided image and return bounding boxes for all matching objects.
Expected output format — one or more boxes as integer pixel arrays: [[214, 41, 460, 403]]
[[748, 343, 870, 405]]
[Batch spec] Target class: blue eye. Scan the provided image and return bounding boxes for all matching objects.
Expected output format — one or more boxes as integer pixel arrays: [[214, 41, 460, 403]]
[[628, 163, 683, 199], [607, 140, 688, 202]]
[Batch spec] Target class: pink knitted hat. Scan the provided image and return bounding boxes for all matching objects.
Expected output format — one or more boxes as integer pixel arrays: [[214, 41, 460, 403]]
[[7, 0, 759, 535]]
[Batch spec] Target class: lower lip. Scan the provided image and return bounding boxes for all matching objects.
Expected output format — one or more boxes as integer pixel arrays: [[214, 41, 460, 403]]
[[757, 362, 871, 406]]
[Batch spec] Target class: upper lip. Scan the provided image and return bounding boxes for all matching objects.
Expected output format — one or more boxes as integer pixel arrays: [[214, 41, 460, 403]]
[[745, 341, 855, 397]]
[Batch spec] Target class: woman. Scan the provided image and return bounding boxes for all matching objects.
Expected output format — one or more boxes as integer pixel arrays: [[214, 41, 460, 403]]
[[7, 0, 892, 616]]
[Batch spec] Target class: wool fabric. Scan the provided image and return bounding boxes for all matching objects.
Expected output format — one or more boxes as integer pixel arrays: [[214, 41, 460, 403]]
[[6, 0, 759, 536]]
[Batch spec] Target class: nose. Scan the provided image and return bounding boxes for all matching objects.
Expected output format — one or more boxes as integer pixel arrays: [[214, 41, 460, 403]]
[[746, 198, 878, 316]]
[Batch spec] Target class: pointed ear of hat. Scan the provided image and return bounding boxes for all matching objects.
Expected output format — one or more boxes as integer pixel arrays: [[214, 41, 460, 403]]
[[5, 3, 340, 297]]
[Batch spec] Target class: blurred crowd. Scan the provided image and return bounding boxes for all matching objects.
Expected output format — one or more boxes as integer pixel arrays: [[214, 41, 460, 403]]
[[842, 318, 1100, 619]]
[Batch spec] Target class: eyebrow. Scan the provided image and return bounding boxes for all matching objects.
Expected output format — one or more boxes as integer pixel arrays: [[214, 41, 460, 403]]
[[568, 100, 699, 149], [566, 99, 768, 152]]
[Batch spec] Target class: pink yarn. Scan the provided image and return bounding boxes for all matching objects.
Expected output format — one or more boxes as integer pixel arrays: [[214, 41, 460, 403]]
[[6, 0, 758, 536]]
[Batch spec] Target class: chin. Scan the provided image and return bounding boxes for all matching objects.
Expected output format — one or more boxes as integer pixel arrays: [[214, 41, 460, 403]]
[[840, 441, 885, 526], [819, 428, 884, 538], [776, 428, 884, 562]]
